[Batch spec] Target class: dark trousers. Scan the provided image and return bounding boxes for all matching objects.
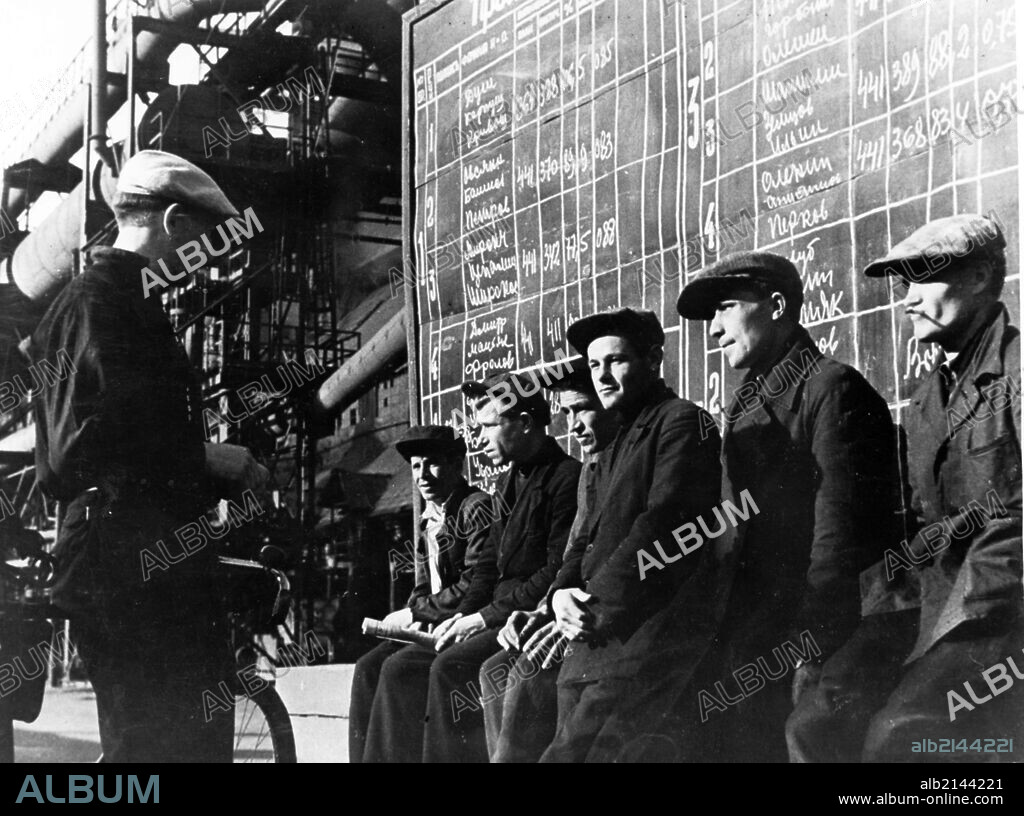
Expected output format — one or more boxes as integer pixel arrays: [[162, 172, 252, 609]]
[[788, 613, 1024, 762], [348, 640, 405, 763], [539, 676, 631, 763], [480, 649, 559, 762], [74, 616, 233, 763], [363, 629, 502, 763], [787, 611, 917, 762]]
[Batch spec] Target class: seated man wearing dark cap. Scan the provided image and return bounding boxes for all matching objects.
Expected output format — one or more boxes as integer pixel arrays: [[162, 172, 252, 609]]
[[675, 251, 897, 762], [539, 308, 722, 763], [479, 358, 622, 762], [348, 425, 491, 763], [789, 214, 1022, 762], [30, 150, 268, 761], [362, 375, 580, 762]]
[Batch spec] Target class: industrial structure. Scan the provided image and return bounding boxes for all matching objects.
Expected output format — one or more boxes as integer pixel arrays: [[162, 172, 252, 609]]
[[0, 0, 418, 663]]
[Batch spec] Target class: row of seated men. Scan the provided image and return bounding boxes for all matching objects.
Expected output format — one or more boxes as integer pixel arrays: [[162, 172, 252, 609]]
[[350, 213, 1022, 763]]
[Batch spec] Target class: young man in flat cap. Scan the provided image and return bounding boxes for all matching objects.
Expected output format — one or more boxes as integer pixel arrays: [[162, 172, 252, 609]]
[[348, 425, 491, 762], [675, 251, 897, 762], [538, 308, 722, 763], [362, 374, 580, 762], [30, 150, 268, 761], [790, 214, 1022, 761], [479, 358, 622, 762]]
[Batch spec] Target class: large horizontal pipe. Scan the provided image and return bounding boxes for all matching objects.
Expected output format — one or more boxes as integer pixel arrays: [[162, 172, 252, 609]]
[[315, 308, 405, 415], [3, 0, 268, 224]]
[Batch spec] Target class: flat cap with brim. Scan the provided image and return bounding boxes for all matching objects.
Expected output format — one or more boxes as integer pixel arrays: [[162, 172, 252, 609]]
[[116, 149, 240, 219], [863, 213, 1006, 280], [566, 308, 665, 356], [677, 251, 802, 320], [536, 355, 592, 392], [461, 371, 552, 426], [395, 425, 467, 461]]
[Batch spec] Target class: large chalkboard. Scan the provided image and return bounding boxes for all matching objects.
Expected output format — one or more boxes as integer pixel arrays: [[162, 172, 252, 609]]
[[404, 0, 1021, 488]]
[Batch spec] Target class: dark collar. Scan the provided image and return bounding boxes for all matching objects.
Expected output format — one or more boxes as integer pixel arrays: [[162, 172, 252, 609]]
[[84, 247, 167, 312], [948, 303, 1011, 385], [733, 326, 821, 415], [618, 379, 675, 428], [514, 436, 567, 477]]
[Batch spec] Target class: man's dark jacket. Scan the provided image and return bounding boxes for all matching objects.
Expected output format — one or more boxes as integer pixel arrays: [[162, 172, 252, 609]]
[[552, 383, 723, 683], [714, 326, 897, 666], [902, 304, 1021, 662], [457, 438, 580, 628], [31, 247, 215, 622], [406, 479, 492, 624]]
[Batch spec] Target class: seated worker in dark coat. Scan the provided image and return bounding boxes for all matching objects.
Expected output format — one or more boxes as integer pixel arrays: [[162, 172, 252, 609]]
[[348, 425, 491, 763], [539, 309, 722, 763], [670, 251, 898, 763], [30, 150, 269, 762], [361, 374, 580, 762], [478, 358, 621, 762], [788, 214, 1023, 762]]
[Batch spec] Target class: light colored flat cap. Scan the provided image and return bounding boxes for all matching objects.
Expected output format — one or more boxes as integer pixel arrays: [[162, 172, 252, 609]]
[[863, 213, 1005, 279], [116, 149, 239, 219]]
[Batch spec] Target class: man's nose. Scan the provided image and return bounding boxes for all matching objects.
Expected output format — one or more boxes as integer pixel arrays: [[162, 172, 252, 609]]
[[709, 313, 724, 338]]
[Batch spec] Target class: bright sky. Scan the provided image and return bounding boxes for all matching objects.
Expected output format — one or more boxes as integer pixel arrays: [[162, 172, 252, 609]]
[[0, 0, 91, 170]]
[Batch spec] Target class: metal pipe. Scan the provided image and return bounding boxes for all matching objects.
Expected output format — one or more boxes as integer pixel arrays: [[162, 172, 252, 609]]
[[90, 0, 115, 170], [314, 309, 406, 415]]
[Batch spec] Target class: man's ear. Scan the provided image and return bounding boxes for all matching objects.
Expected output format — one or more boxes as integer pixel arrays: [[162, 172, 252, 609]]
[[769, 291, 787, 321], [162, 202, 186, 238], [518, 411, 536, 433], [647, 344, 665, 371], [966, 261, 994, 297]]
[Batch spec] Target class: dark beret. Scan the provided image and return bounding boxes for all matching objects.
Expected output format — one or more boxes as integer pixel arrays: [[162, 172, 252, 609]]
[[863, 213, 1006, 281], [677, 251, 803, 320], [566, 308, 665, 356], [395, 425, 467, 461]]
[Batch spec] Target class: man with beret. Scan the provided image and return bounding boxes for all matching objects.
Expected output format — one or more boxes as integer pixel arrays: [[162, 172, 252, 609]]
[[789, 214, 1023, 761], [348, 425, 491, 762], [674, 251, 897, 762], [538, 308, 722, 763], [30, 150, 269, 761], [362, 373, 580, 762], [479, 358, 622, 762]]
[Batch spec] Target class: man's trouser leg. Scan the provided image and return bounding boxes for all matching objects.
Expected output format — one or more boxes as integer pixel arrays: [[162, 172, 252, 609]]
[[863, 617, 1024, 763], [787, 610, 918, 762], [74, 616, 233, 763], [480, 649, 508, 759], [539, 676, 630, 763], [348, 640, 405, 763], [362, 643, 437, 763], [489, 653, 559, 763], [423, 629, 502, 763]]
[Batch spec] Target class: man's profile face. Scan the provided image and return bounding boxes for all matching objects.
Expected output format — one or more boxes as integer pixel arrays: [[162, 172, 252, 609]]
[[558, 388, 617, 454], [474, 399, 528, 466], [587, 335, 657, 411], [410, 454, 461, 504], [897, 266, 981, 347], [708, 286, 776, 370]]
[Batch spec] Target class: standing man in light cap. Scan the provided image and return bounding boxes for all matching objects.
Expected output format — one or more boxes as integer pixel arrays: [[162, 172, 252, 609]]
[[789, 214, 1022, 762], [30, 149, 268, 761], [539, 308, 722, 763], [675, 251, 897, 762]]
